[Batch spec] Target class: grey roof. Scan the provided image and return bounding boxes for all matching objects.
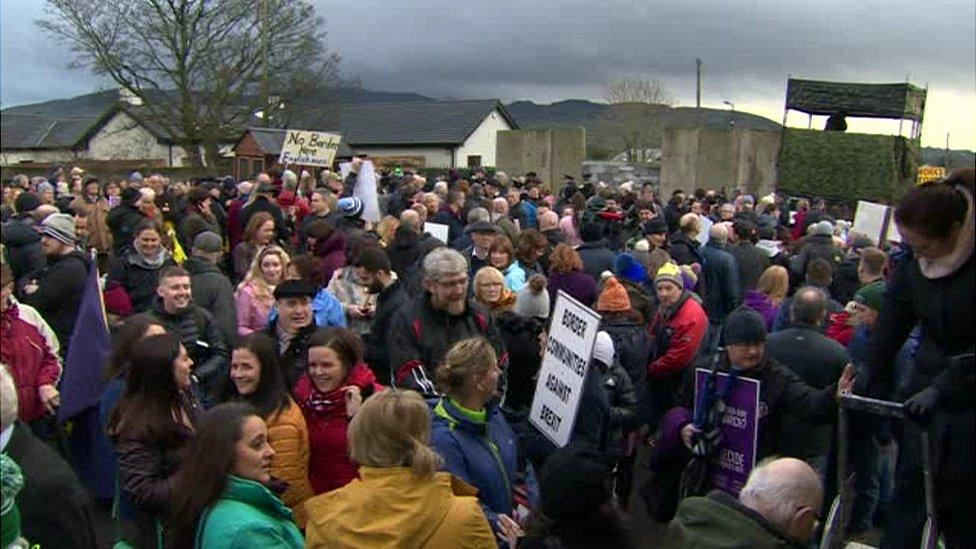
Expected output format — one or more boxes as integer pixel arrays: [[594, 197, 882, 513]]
[[296, 100, 517, 146], [1, 112, 108, 150], [241, 127, 354, 157]]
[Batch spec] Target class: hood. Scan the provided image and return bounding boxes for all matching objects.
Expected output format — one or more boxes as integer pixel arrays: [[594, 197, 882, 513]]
[[672, 490, 804, 548], [0, 219, 41, 246], [918, 184, 974, 279], [308, 467, 477, 546], [743, 290, 774, 312]]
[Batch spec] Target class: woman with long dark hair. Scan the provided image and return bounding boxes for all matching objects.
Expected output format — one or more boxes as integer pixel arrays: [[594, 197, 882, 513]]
[[106, 333, 199, 548], [223, 333, 314, 527], [170, 403, 303, 549]]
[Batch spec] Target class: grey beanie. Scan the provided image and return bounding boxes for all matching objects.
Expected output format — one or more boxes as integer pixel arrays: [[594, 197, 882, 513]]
[[515, 275, 550, 319], [40, 213, 77, 246], [812, 220, 835, 236], [192, 231, 223, 254]]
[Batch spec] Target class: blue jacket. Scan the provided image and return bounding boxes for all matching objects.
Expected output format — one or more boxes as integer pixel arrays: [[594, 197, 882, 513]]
[[700, 241, 741, 322], [430, 398, 517, 527], [267, 288, 346, 329]]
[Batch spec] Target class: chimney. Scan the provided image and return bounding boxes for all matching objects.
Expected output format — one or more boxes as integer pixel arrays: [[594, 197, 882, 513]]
[[118, 87, 144, 107]]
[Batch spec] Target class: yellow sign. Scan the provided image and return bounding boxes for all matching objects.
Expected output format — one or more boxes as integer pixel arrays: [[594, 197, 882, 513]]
[[917, 165, 946, 185]]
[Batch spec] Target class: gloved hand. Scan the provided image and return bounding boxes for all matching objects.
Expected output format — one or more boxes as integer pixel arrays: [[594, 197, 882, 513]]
[[904, 386, 941, 421]]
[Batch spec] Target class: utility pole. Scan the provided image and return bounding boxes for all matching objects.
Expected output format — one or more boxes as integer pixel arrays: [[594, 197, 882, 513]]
[[260, 0, 270, 127], [944, 133, 951, 168], [695, 58, 702, 108]]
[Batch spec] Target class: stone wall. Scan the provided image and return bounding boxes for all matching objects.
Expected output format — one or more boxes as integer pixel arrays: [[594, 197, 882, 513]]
[[660, 127, 781, 197], [496, 127, 586, 185]]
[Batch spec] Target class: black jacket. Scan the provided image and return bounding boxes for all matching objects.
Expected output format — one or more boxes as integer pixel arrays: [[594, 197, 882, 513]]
[[766, 324, 850, 459], [729, 241, 770, 294], [21, 250, 89, 354], [183, 256, 237, 343], [668, 230, 703, 267], [790, 233, 843, 279], [700, 241, 741, 322], [387, 229, 441, 277], [577, 238, 616, 282], [5, 422, 98, 549], [105, 204, 147, 253], [430, 206, 466, 244], [107, 248, 177, 314], [1, 217, 45, 281], [388, 294, 507, 396], [600, 317, 653, 424], [364, 280, 410, 386], [599, 357, 639, 457], [830, 255, 862, 305], [265, 319, 318, 389], [495, 311, 545, 416]]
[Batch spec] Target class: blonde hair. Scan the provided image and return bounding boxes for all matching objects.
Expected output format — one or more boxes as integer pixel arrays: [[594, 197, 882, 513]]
[[435, 337, 497, 397], [348, 390, 442, 479], [473, 266, 504, 294], [374, 215, 400, 247], [239, 245, 290, 301], [757, 265, 789, 304]]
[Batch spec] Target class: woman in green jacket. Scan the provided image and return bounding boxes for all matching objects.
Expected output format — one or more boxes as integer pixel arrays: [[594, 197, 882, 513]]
[[169, 402, 304, 549]]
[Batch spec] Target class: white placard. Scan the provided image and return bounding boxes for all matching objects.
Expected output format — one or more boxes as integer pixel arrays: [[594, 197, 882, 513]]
[[425, 222, 450, 244], [340, 160, 381, 223], [279, 130, 342, 167], [885, 215, 902, 243], [529, 291, 601, 448], [852, 201, 890, 246]]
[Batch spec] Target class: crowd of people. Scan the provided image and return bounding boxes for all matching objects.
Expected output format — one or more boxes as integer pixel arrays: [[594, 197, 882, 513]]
[[0, 162, 972, 548]]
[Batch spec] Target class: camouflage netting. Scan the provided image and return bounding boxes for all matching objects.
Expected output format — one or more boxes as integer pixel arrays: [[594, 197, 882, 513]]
[[786, 79, 926, 120], [778, 129, 917, 202]]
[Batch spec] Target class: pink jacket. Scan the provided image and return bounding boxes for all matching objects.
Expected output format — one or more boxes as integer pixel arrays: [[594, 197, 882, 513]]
[[235, 280, 275, 335]]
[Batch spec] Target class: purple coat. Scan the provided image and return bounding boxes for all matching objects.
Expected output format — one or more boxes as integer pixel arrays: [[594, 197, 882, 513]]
[[743, 290, 779, 330], [548, 269, 598, 307]]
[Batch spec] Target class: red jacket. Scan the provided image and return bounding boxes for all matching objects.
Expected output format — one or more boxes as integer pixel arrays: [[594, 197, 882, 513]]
[[294, 363, 382, 494], [1, 302, 62, 422], [826, 311, 855, 347], [648, 295, 708, 379]]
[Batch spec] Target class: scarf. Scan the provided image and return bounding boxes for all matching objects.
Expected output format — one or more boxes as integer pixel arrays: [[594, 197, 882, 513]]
[[917, 185, 974, 279]]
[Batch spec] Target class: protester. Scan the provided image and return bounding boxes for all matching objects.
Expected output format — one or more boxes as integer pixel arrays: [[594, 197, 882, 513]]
[[473, 266, 518, 314], [389, 247, 507, 395], [295, 327, 383, 494], [106, 333, 199, 548], [326, 238, 378, 335], [106, 187, 148, 254], [233, 211, 277, 281], [281, 254, 346, 330], [265, 280, 320, 388], [596, 275, 651, 424], [107, 219, 176, 314], [304, 390, 495, 548], [742, 265, 788, 330], [591, 331, 640, 506], [488, 237, 528, 292], [1, 192, 46, 281], [169, 403, 304, 549], [387, 211, 441, 277], [183, 231, 237, 342], [0, 364, 98, 549], [546, 243, 598, 307], [672, 457, 823, 547], [178, 185, 221, 251], [729, 219, 770, 293], [235, 245, 289, 335], [223, 334, 313, 526], [462, 220, 500, 278], [354, 247, 407, 385], [866, 168, 974, 548], [430, 338, 520, 537], [20, 213, 89, 354], [669, 212, 704, 267], [576, 221, 616, 281]]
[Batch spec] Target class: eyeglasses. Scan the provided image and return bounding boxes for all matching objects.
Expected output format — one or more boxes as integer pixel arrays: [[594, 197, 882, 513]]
[[436, 277, 468, 288]]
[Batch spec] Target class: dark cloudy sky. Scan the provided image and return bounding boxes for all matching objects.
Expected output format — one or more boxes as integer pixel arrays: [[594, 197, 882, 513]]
[[3, 0, 974, 149]]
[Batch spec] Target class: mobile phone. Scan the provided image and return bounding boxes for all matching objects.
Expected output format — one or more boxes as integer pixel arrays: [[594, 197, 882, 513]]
[[108, 196, 121, 208]]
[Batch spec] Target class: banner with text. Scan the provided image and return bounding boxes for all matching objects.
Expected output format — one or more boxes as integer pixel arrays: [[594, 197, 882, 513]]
[[852, 200, 891, 246], [694, 369, 760, 496], [530, 291, 601, 448], [279, 130, 342, 167]]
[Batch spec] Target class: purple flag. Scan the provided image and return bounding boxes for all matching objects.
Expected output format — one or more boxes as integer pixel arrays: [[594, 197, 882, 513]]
[[694, 368, 760, 496], [58, 260, 111, 421]]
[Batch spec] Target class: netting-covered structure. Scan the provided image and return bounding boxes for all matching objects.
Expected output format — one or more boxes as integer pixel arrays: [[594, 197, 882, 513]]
[[777, 78, 926, 201]]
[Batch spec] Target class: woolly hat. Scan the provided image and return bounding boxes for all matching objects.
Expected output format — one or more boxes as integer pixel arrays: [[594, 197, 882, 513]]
[[515, 275, 550, 319], [592, 331, 615, 367], [654, 261, 683, 289], [812, 220, 835, 236], [596, 276, 631, 313], [192, 231, 223, 254], [337, 196, 364, 219], [14, 192, 41, 214], [723, 307, 768, 345], [36, 181, 54, 194], [539, 446, 612, 523], [613, 253, 647, 284], [40, 213, 76, 246], [103, 280, 133, 317], [121, 187, 142, 206], [679, 264, 699, 291], [854, 281, 886, 311], [643, 217, 669, 235], [128, 171, 144, 183]]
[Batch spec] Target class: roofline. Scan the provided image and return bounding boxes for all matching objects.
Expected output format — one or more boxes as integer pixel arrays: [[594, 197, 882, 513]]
[[454, 101, 517, 145]]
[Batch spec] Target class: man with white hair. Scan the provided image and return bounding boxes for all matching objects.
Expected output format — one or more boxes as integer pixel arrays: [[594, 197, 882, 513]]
[[672, 457, 823, 547], [491, 196, 520, 244], [388, 247, 507, 395], [700, 223, 741, 350], [1, 364, 98, 548]]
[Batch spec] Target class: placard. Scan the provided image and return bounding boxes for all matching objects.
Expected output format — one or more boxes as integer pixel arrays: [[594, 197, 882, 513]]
[[916, 165, 946, 185], [694, 368, 760, 496], [852, 200, 890, 246], [279, 130, 342, 167], [340, 160, 381, 223], [529, 291, 601, 448], [425, 222, 450, 244]]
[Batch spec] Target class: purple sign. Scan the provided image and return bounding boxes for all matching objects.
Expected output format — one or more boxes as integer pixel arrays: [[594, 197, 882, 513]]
[[694, 368, 760, 496]]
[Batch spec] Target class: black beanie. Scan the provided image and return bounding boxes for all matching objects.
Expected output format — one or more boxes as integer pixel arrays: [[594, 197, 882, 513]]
[[723, 307, 767, 345], [580, 221, 605, 242], [540, 445, 611, 523], [14, 192, 41, 214], [121, 187, 142, 205]]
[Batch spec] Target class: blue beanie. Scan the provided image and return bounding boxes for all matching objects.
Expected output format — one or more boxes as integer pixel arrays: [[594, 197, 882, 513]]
[[613, 253, 647, 284]]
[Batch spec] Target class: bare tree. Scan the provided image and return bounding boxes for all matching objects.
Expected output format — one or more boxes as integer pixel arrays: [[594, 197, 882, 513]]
[[603, 79, 675, 106], [39, 0, 342, 169]]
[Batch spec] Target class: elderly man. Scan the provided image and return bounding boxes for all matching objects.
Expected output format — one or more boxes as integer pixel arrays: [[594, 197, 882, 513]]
[[388, 247, 507, 396], [700, 223, 741, 350], [491, 196, 520, 244], [264, 280, 319, 388], [673, 457, 824, 547]]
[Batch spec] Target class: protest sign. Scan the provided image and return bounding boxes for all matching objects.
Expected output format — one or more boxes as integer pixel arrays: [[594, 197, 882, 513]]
[[530, 291, 601, 448], [339, 160, 381, 223], [916, 165, 946, 185], [852, 200, 891, 246], [279, 130, 342, 167], [694, 369, 760, 496], [425, 222, 450, 244]]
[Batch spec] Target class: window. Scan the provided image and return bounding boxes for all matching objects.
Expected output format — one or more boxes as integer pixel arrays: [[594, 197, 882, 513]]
[[467, 155, 482, 168]]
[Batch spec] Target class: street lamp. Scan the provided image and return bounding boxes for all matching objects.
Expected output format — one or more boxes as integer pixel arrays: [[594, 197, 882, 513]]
[[723, 100, 735, 127]]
